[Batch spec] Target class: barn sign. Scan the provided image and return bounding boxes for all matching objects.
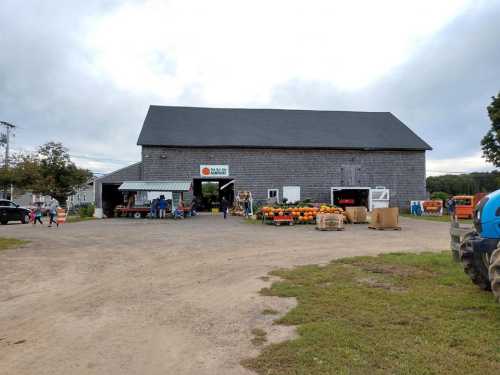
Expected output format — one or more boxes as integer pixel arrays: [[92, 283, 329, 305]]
[[199, 165, 229, 177]]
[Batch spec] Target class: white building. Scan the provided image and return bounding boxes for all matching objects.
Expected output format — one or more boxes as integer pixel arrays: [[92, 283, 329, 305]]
[[67, 178, 96, 210]]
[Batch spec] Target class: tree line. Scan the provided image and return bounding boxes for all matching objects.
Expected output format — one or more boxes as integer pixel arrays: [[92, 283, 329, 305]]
[[0, 142, 91, 206], [426, 171, 500, 196]]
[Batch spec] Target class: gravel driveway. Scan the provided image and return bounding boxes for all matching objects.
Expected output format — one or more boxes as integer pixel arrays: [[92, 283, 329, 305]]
[[0, 215, 450, 375]]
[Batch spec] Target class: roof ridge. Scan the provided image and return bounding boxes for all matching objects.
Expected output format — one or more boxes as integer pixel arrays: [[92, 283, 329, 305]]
[[148, 105, 391, 114]]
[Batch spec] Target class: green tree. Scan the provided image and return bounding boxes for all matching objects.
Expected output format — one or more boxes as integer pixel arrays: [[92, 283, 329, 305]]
[[426, 171, 500, 195], [430, 191, 449, 201], [481, 92, 500, 166], [14, 142, 91, 206]]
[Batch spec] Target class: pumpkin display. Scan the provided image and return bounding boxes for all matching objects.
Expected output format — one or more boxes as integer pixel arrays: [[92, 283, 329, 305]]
[[260, 204, 344, 225]]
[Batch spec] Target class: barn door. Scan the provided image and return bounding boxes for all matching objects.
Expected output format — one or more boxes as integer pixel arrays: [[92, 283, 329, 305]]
[[371, 188, 390, 210], [340, 165, 361, 186], [283, 186, 300, 204]]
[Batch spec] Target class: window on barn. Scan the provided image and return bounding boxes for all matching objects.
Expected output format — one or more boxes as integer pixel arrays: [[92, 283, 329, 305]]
[[268, 189, 279, 203]]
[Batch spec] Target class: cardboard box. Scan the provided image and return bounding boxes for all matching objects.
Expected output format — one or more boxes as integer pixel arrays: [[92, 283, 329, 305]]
[[345, 206, 368, 223], [370, 207, 400, 229]]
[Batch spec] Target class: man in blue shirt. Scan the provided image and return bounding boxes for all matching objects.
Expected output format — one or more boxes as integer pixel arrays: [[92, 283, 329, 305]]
[[158, 195, 167, 219]]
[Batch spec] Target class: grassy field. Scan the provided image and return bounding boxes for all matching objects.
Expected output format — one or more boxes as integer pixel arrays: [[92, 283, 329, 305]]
[[0, 237, 29, 251], [243, 252, 500, 375], [401, 213, 473, 224]]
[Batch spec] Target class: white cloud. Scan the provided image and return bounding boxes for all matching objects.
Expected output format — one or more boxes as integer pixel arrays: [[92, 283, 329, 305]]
[[3, 0, 497, 175], [85, 0, 471, 105]]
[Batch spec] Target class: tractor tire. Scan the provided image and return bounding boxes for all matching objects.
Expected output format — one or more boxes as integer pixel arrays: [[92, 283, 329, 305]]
[[489, 248, 500, 302], [460, 233, 491, 291]]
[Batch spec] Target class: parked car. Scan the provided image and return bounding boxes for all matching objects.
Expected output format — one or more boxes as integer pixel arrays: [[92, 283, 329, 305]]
[[0, 199, 31, 225]]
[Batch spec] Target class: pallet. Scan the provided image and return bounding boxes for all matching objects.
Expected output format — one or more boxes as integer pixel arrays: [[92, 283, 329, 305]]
[[315, 227, 345, 231], [368, 225, 402, 231], [350, 221, 369, 224]]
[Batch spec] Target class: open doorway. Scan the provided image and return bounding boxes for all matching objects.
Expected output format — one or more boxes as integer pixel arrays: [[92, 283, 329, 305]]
[[331, 187, 370, 210], [202, 181, 219, 210], [102, 183, 124, 217], [193, 178, 234, 211]]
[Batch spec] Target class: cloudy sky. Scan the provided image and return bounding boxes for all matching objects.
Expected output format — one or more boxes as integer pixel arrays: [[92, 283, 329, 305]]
[[1, 0, 499, 175]]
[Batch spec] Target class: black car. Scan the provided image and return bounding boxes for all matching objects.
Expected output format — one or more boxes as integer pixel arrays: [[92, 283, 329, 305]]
[[0, 200, 31, 225]]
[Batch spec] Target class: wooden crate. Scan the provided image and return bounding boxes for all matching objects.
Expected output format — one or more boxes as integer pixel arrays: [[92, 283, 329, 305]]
[[369, 207, 401, 230], [345, 206, 368, 223], [316, 213, 344, 231]]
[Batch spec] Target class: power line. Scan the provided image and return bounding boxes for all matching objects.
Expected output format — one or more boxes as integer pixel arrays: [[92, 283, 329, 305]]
[[69, 153, 137, 165]]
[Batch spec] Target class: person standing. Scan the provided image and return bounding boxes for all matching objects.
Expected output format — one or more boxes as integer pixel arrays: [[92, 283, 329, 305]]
[[243, 195, 251, 218], [221, 197, 229, 219], [158, 195, 167, 219], [447, 197, 456, 221], [48, 198, 59, 227], [150, 198, 158, 219]]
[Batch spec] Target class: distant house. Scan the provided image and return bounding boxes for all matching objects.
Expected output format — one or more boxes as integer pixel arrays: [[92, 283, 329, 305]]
[[67, 177, 96, 210], [9, 191, 50, 206]]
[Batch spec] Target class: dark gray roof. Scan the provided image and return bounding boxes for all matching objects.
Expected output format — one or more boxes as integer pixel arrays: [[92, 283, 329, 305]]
[[137, 106, 431, 151]]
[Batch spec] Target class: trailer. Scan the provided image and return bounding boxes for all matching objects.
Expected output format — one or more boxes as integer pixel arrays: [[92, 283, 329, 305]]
[[114, 206, 151, 219]]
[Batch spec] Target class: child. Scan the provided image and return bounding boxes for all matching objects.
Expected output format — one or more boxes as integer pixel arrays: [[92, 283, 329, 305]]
[[30, 209, 36, 224], [33, 206, 43, 225]]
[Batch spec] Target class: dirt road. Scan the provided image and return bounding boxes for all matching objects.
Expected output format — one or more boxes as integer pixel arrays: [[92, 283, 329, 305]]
[[0, 216, 450, 374]]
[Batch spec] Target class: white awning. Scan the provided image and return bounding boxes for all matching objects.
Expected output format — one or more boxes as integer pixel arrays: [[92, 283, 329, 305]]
[[118, 181, 192, 192]]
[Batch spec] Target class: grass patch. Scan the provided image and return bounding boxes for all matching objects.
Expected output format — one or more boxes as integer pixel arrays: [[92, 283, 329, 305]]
[[65, 216, 96, 223], [0, 237, 29, 251], [262, 308, 279, 315], [401, 213, 472, 224], [243, 252, 500, 374], [251, 328, 268, 346]]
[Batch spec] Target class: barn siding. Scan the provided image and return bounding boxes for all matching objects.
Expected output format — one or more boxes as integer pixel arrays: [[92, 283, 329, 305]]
[[141, 147, 426, 208]]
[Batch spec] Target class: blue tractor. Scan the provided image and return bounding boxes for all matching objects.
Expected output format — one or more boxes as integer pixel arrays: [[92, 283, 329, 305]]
[[459, 190, 500, 301]]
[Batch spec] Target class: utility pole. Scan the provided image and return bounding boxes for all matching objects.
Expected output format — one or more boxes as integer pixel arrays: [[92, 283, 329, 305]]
[[0, 121, 15, 199]]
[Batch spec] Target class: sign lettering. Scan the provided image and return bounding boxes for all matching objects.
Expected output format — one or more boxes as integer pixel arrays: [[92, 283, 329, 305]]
[[200, 165, 229, 177]]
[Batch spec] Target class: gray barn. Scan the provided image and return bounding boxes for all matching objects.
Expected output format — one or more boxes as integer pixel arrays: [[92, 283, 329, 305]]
[[95, 106, 431, 216]]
